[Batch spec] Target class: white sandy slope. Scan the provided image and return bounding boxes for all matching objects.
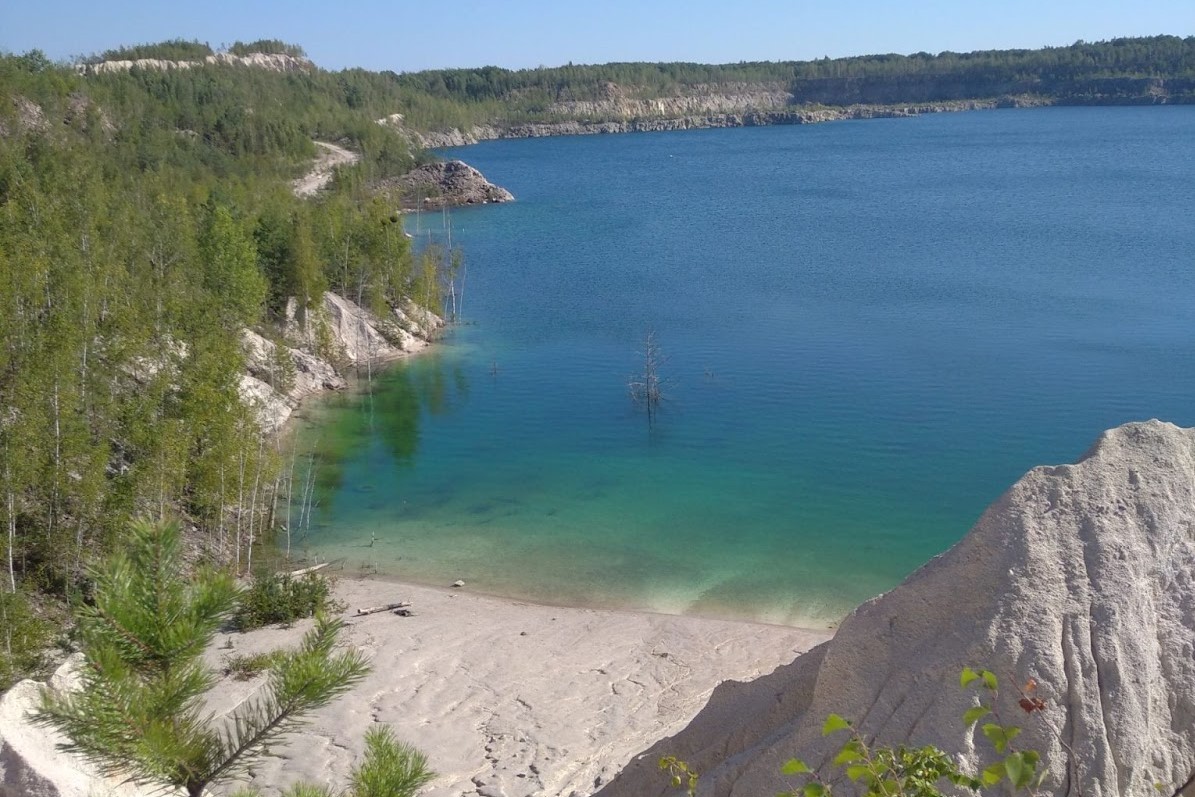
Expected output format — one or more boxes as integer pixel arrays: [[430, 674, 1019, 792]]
[[205, 578, 828, 797]]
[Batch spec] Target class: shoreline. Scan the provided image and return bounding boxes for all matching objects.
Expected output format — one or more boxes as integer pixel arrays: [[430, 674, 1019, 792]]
[[296, 554, 847, 632], [275, 320, 442, 438], [416, 97, 1056, 148], [207, 574, 831, 797], [300, 562, 842, 632]]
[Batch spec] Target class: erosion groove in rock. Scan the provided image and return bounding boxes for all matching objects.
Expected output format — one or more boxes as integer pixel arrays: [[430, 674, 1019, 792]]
[[599, 420, 1195, 797]]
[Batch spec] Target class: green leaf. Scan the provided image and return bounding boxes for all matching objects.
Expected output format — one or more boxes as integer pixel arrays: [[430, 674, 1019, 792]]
[[1005, 753, 1026, 787], [981, 723, 1019, 754], [962, 705, 990, 727], [846, 765, 870, 782], [782, 759, 811, 776], [833, 747, 863, 766], [803, 782, 826, 797], [982, 762, 1005, 786], [960, 667, 979, 688], [822, 714, 851, 736], [981, 670, 998, 691]]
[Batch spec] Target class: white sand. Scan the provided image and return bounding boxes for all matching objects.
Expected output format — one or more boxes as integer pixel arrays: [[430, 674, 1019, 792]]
[[206, 577, 829, 797]]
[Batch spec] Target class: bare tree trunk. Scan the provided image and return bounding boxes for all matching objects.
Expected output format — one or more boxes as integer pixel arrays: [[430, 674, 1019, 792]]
[[6, 460, 15, 594], [245, 429, 265, 575], [236, 446, 246, 574], [49, 377, 61, 539], [299, 447, 318, 537], [629, 332, 666, 426], [218, 463, 226, 559], [285, 442, 298, 560]]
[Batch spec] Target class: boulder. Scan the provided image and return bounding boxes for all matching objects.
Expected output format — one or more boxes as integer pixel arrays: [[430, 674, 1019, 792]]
[[599, 420, 1195, 797], [0, 655, 163, 797]]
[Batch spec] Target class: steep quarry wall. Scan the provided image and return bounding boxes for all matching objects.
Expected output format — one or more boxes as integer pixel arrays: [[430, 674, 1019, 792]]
[[410, 99, 1038, 148], [239, 291, 443, 432], [600, 420, 1195, 797]]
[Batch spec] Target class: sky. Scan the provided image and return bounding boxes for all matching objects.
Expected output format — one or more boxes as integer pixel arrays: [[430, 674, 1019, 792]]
[[2, 0, 1192, 73]]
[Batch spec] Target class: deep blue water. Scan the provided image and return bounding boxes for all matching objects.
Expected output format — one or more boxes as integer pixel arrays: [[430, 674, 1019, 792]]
[[299, 107, 1195, 626]]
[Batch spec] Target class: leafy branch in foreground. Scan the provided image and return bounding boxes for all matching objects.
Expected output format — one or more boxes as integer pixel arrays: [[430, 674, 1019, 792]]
[[662, 667, 1059, 797], [32, 519, 429, 797], [780, 669, 1046, 797]]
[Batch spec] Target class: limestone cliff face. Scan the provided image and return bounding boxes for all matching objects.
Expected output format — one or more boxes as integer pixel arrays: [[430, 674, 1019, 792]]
[[239, 291, 443, 432], [406, 71, 1194, 148], [547, 83, 792, 120], [599, 420, 1195, 797], [82, 52, 312, 75], [409, 98, 1044, 148]]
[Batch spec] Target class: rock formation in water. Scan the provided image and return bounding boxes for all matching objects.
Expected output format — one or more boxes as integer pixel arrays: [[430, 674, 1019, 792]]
[[239, 291, 443, 432], [598, 420, 1195, 797], [384, 160, 514, 209]]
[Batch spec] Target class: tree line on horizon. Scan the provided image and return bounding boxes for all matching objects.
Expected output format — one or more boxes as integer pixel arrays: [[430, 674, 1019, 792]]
[[36, 34, 1195, 134], [387, 34, 1195, 124]]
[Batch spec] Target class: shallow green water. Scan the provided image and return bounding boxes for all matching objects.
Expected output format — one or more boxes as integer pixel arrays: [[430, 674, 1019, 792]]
[[295, 107, 1195, 627]]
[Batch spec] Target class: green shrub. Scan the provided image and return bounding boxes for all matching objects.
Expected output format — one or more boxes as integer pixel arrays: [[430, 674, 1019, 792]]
[[232, 571, 344, 631]]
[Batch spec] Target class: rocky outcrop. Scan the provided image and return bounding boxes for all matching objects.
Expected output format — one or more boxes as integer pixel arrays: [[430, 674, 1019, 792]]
[[2, 94, 116, 140], [599, 420, 1195, 797], [82, 52, 312, 75], [238, 292, 442, 432], [384, 160, 514, 209], [0, 654, 162, 797]]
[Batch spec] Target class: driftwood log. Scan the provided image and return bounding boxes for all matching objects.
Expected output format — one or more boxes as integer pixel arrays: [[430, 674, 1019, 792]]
[[354, 601, 411, 616]]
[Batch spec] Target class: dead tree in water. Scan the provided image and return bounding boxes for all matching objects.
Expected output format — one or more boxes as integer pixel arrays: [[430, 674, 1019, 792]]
[[629, 332, 667, 425]]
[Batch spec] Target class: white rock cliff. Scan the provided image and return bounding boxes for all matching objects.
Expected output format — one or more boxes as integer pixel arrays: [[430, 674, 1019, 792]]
[[239, 291, 442, 432], [599, 420, 1195, 797]]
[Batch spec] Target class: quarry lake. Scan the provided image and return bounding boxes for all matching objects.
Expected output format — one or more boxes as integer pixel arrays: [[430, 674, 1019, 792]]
[[297, 107, 1195, 627]]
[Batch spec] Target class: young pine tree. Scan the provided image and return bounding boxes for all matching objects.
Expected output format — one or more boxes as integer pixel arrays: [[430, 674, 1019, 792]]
[[33, 519, 429, 797]]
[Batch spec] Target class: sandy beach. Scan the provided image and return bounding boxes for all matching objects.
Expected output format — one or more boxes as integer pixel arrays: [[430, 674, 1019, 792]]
[[204, 576, 830, 797]]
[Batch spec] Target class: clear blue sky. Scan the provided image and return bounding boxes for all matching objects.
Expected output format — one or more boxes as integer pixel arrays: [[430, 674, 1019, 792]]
[[2, 0, 1191, 73]]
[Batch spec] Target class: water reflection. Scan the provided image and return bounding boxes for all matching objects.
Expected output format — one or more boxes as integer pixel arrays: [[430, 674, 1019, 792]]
[[299, 351, 470, 505]]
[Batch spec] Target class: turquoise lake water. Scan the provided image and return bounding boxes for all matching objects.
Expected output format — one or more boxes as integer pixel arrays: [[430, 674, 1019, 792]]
[[297, 107, 1195, 627]]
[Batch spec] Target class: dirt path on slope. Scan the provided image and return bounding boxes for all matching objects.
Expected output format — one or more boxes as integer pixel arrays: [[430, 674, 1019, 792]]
[[292, 141, 360, 197]]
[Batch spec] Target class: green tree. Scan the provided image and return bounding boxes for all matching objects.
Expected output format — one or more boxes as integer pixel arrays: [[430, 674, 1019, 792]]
[[198, 201, 267, 327], [33, 519, 376, 797]]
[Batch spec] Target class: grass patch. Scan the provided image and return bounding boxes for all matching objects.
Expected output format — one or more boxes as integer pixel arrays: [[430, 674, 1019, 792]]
[[222, 649, 287, 680]]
